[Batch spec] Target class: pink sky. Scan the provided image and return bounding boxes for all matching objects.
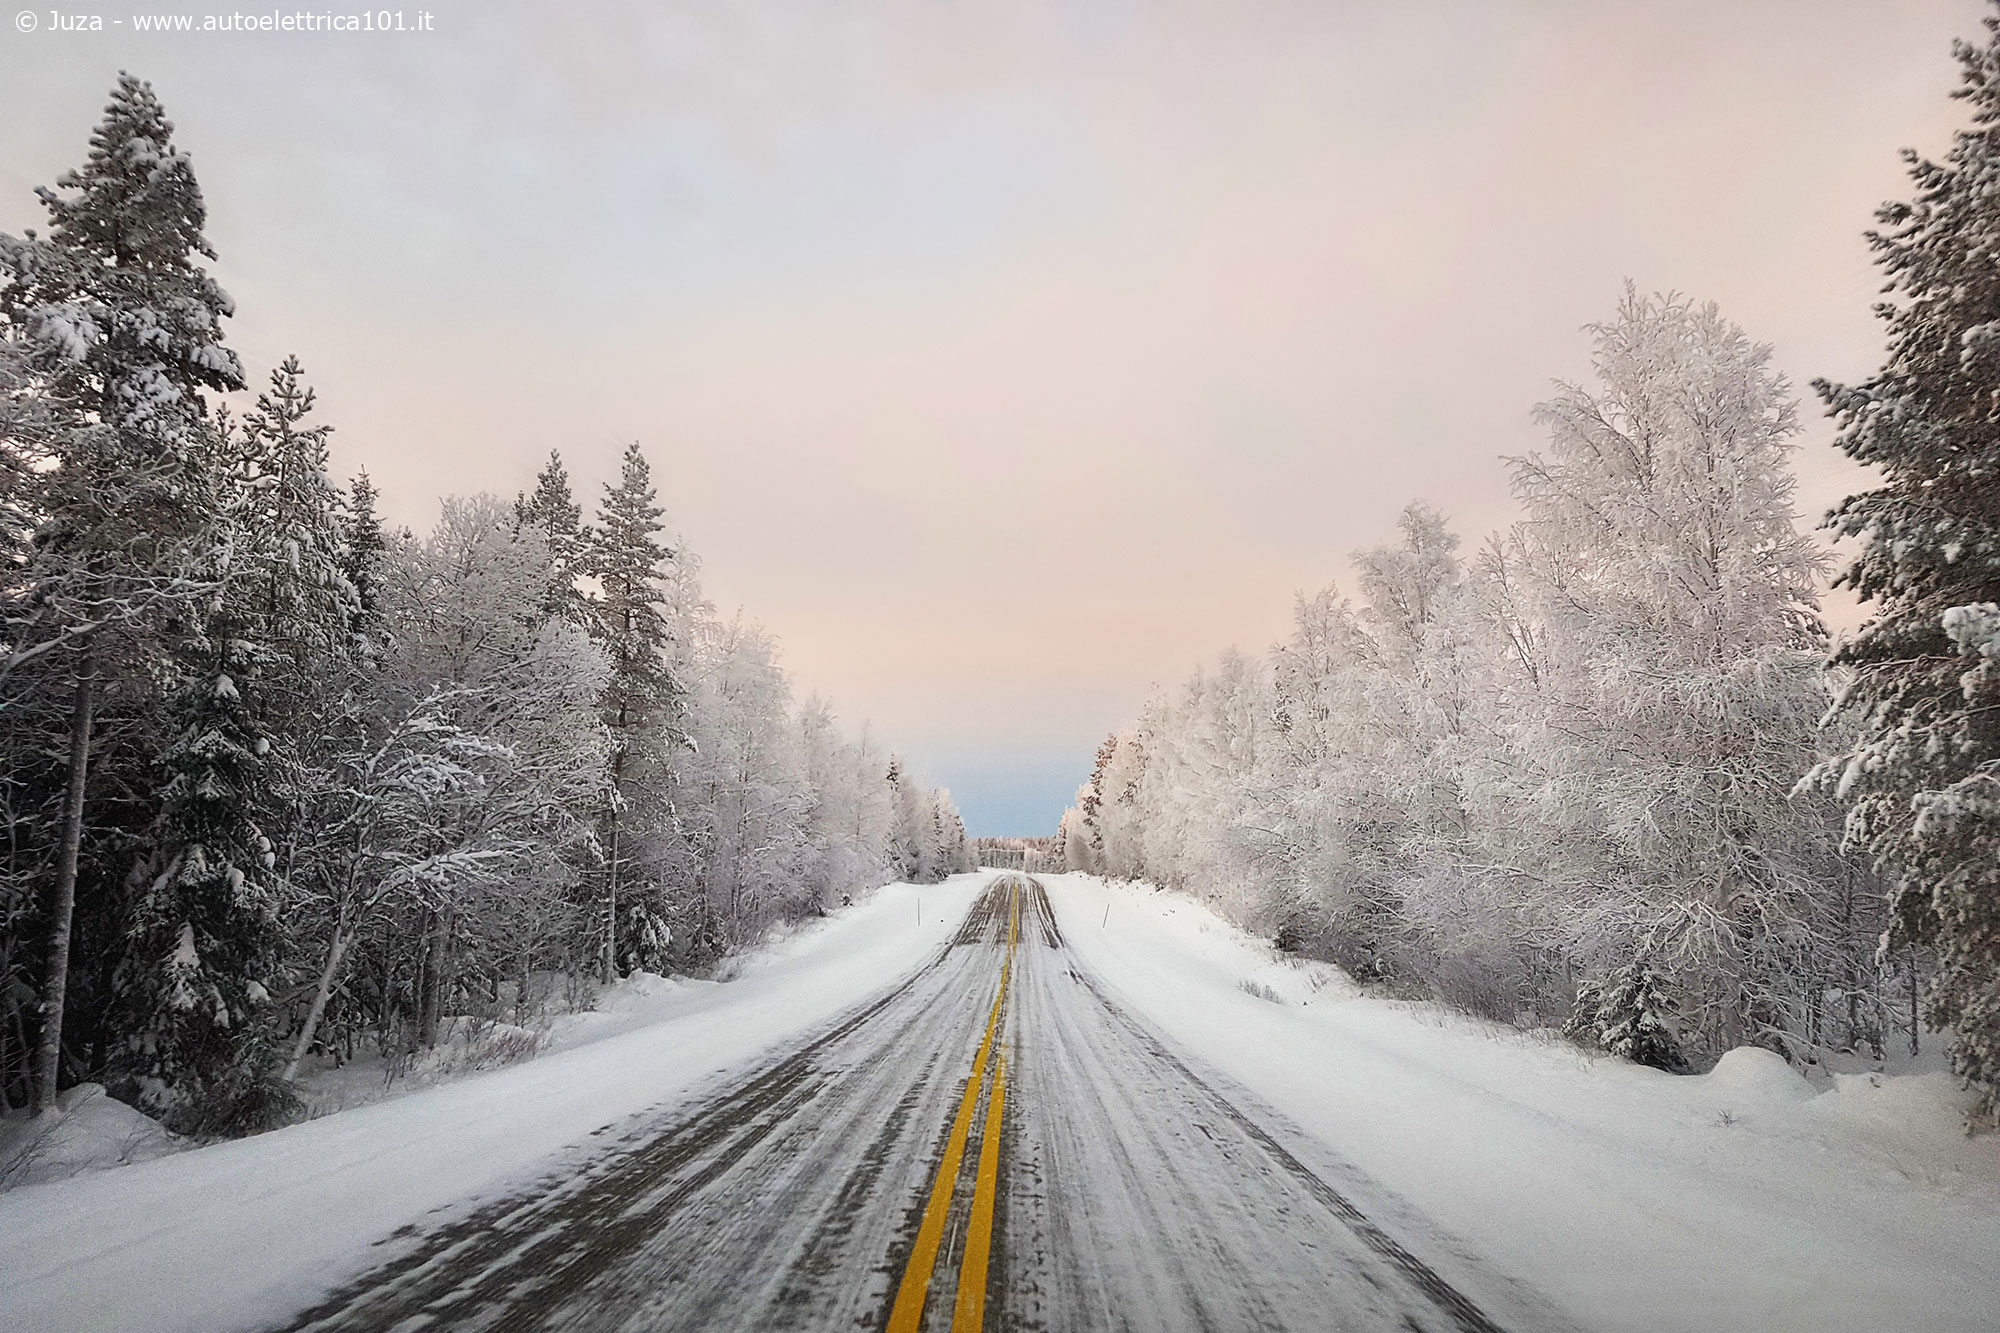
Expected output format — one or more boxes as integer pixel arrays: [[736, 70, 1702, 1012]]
[[0, 1, 1986, 831]]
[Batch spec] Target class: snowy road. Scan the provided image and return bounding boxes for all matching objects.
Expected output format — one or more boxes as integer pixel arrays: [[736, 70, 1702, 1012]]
[[270, 878, 1517, 1333]]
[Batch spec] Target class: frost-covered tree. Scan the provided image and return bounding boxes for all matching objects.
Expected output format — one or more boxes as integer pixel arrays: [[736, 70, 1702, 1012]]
[[1088, 721, 1154, 882], [797, 696, 880, 909], [847, 725, 896, 889], [1567, 954, 1687, 1073], [870, 755, 968, 886], [1244, 584, 1398, 960], [372, 497, 613, 1034], [1056, 806, 1092, 874], [677, 616, 810, 949], [1060, 290, 1882, 1071], [275, 691, 500, 1082], [1355, 503, 1462, 664], [1134, 652, 1265, 912], [931, 790, 973, 876], [0, 73, 244, 1115], [514, 449, 587, 623], [584, 443, 681, 977], [126, 523, 289, 1131], [341, 468, 387, 629], [0, 79, 966, 1127], [1071, 733, 1118, 870], [886, 755, 930, 884], [1807, 14, 2000, 1114], [1504, 287, 1844, 1054]]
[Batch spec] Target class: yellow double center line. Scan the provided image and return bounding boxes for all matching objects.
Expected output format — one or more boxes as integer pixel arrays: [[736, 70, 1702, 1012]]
[[886, 882, 1020, 1333]]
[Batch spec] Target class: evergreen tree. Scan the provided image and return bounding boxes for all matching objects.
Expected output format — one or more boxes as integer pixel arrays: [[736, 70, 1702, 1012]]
[[5, 72, 243, 445], [514, 449, 587, 622], [342, 469, 387, 628], [0, 72, 243, 1115], [1568, 955, 1688, 1073], [1810, 12, 2000, 1115], [125, 504, 290, 1131], [237, 355, 355, 676], [584, 442, 680, 976], [225, 359, 363, 1095]]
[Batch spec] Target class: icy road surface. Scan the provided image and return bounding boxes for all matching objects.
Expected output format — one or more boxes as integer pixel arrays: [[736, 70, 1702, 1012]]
[[272, 877, 1531, 1333]]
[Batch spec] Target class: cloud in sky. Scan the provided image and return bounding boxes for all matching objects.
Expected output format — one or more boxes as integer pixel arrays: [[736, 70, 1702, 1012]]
[[0, 0, 1984, 834]]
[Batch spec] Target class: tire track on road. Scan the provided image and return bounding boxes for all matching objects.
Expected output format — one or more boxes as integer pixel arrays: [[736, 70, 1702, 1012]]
[[1041, 876, 1507, 1333], [277, 924, 980, 1333]]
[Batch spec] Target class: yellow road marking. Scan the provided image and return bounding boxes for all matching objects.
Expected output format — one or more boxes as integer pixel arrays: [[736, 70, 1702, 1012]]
[[951, 1047, 1008, 1332], [886, 882, 1020, 1333]]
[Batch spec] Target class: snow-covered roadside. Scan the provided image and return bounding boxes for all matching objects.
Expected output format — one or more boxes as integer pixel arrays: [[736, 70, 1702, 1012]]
[[0, 1084, 186, 1192], [293, 877, 967, 1121], [1047, 872, 2000, 1333], [0, 874, 988, 1333]]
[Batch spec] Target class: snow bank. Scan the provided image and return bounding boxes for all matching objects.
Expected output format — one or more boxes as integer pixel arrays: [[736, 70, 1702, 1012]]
[[0, 1085, 185, 1192], [1802, 1068, 1988, 1173], [0, 874, 989, 1333], [1699, 1045, 1816, 1108], [1048, 873, 2000, 1333]]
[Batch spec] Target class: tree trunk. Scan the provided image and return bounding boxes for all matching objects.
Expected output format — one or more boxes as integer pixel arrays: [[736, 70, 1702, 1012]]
[[1908, 955, 1921, 1057], [418, 909, 443, 1050], [32, 654, 96, 1117], [605, 813, 621, 983], [437, 906, 459, 1036], [283, 915, 352, 1083]]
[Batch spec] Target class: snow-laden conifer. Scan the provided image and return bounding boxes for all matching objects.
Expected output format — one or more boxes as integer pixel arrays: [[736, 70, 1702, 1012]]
[[1, 73, 244, 1115], [514, 449, 587, 623], [583, 442, 682, 975], [1567, 954, 1688, 1073], [1806, 13, 2000, 1116]]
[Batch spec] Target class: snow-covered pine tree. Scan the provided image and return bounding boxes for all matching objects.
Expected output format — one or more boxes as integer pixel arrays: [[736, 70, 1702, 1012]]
[[126, 422, 290, 1131], [342, 468, 388, 631], [1, 72, 245, 1115], [585, 442, 682, 976], [515, 448, 587, 623], [1568, 954, 1688, 1073], [236, 356, 356, 677], [116, 362, 352, 1125], [1808, 13, 2000, 1116]]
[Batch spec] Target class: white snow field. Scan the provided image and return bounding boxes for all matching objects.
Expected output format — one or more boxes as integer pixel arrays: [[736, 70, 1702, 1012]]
[[0, 874, 988, 1333], [1042, 872, 2000, 1333]]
